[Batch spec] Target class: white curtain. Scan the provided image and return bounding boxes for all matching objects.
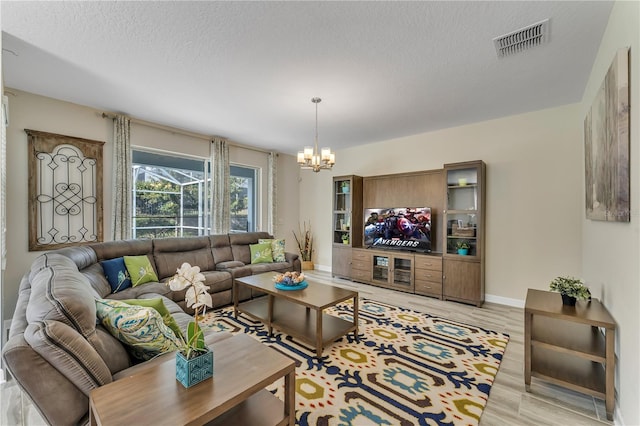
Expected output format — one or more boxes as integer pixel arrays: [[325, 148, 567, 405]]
[[267, 152, 277, 236], [211, 138, 230, 234], [112, 115, 132, 240]]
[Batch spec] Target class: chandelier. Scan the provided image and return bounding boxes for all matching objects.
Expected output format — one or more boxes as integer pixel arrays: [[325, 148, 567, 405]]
[[297, 97, 335, 172]]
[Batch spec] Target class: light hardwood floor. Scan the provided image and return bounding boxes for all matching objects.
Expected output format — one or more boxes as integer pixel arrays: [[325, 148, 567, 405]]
[[0, 270, 612, 425]]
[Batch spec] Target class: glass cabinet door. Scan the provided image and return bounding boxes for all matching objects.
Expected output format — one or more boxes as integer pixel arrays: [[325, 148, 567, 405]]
[[392, 257, 412, 287], [372, 254, 389, 282], [333, 178, 352, 244], [446, 167, 479, 256]]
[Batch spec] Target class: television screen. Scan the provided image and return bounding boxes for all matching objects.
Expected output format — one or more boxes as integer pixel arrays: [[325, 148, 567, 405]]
[[363, 207, 432, 253]]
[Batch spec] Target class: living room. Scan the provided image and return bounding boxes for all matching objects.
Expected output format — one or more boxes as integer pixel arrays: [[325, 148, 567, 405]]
[[1, 1, 638, 425]]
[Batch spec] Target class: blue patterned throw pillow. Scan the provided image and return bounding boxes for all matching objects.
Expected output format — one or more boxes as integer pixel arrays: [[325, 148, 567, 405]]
[[95, 299, 182, 361], [100, 257, 132, 293]]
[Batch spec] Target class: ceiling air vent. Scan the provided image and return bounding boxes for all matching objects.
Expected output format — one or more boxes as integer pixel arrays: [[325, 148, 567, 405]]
[[493, 19, 549, 58]]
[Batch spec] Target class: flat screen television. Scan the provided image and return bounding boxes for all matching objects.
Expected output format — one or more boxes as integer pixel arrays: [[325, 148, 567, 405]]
[[363, 207, 432, 253]]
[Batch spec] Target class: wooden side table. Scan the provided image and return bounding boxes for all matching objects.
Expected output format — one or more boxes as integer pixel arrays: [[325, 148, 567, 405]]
[[90, 333, 295, 426], [524, 289, 616, 420]]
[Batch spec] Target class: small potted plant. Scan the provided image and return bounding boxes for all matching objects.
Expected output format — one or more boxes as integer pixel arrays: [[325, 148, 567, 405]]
[[167, 263, 214, 387], [549, 276, 591, 306], [455, 240, 470, 255], [341, 233, 349, 245]]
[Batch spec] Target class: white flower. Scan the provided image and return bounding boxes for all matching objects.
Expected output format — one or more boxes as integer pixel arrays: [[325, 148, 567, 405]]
[[165, 262, 214, 358], [186, 282, 213, 309], [167, 263, 212, 310]]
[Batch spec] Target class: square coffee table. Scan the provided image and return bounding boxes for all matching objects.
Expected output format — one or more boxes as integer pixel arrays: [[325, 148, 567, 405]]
[[234, 272, 359, 357], [89, 333, 295, 426]]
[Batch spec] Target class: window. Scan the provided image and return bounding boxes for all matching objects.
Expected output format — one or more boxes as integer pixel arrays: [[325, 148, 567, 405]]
[[132, 150, 210, 238], [230, 165, 258, 232]]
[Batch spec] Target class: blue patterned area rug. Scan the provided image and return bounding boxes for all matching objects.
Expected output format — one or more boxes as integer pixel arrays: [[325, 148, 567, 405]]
[[200, 298, 509, 425]]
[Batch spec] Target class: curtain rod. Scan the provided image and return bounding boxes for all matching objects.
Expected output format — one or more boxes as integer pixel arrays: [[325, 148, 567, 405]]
[[101, 112, 275, 155]]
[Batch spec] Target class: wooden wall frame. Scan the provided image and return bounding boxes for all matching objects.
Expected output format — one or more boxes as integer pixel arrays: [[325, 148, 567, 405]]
[[26, 129, 104, 251]]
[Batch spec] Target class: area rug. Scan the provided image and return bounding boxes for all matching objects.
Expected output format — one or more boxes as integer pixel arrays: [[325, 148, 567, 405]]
[[200, 298, 509, 425]]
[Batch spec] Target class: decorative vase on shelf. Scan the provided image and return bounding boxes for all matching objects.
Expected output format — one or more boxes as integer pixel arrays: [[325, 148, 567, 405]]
[[458, 178, 467, 186], [561, 294, 577, 306], [175, 349, 213, 388], [457, 248, 469, 255], [342, 182, 350, 193]]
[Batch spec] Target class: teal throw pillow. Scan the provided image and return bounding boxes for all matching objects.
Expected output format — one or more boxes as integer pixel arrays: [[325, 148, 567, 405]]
[[100, 257, 132, 293], [123, 255, 159, 287], [259, 238, 286, 262], [96, 299, 182, 361], [121, 298, 183, 340], [249, 242, 273, 264]]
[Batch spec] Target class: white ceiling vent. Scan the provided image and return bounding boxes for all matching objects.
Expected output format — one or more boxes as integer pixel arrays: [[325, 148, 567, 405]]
[[493, 19, 550, 58]]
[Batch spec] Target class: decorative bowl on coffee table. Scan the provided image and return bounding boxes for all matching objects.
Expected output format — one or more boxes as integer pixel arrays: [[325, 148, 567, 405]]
[[273, 272, 308, 290]]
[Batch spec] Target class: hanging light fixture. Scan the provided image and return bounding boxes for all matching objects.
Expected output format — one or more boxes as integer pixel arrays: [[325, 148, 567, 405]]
[[297, 97, 335, 172]]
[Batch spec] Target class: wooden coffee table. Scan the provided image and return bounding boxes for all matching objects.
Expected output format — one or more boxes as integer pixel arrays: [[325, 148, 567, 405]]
[[89, 333, 295, 426], [234, 272, 359, 357]]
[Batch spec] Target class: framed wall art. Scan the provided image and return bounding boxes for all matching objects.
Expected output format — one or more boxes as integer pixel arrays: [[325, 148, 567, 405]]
[[584, 47, 630, 222], [26, 129, 104, 251]]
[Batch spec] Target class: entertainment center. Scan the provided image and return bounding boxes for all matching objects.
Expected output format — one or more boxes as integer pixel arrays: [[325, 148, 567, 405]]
[[332, 160, 486, 306]]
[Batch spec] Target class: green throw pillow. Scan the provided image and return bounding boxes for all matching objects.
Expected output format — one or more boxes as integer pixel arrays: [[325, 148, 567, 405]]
[[124, 255, 159, 287], [95, 299, 181, 361], [121, 298, 183, 340], [259, 238, 286, 262], [250, 242, 273, 264]]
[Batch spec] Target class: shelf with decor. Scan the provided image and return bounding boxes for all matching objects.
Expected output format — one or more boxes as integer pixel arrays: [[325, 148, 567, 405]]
[[332, 175, 363, 279], [524, 289, 616, 420], [442, 160, 485, 306]]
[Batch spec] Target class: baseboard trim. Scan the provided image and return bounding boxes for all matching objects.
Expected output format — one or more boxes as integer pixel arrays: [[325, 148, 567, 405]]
[[315, 263, 331, 273], [484, 294, 525, 308]]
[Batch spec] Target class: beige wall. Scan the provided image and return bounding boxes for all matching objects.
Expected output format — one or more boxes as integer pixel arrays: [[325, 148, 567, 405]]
[[302, 103, 584, 305], [580, 1, 639, 424], [1, 89, 300, 322]]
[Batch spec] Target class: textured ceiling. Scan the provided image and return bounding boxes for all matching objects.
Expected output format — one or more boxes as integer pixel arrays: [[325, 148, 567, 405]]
[[1, 1, 613, 154]]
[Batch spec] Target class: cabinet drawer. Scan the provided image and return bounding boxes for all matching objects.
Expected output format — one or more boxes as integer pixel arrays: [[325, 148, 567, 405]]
[[415, 279, 443, 296], [414, 256, 442, 271], [415, 269, 442, 282], [352, 250, 369, 261], [352, 260, 371, 271], [351, 268, 370, 282]]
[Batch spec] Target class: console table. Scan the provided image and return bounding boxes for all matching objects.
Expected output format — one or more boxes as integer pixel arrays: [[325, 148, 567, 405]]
[[524, 289, 616, 420]]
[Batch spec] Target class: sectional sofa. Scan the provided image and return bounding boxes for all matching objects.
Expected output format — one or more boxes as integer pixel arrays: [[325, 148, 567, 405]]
[[2, 231, 301, 426]]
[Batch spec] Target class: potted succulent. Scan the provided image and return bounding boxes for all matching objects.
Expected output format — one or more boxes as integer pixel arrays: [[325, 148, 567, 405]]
[[455, 240, 470, 255], [341, 233, 350, 245], [549, 276, 591, 306]]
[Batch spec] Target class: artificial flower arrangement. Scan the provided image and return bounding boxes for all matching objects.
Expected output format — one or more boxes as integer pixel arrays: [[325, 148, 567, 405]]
[[167, 262, 213, 359], [273, 271, 306, 286]]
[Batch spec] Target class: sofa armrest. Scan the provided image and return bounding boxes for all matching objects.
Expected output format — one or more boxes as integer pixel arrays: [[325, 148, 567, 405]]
[[3, 334, 90, 426], [285, 252, 302, 273]]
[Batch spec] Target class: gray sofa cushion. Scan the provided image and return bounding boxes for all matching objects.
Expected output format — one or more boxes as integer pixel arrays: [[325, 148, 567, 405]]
[[153, 236, 216, 280], [26, 255, 99, 339], [106, 281, 172, 301], [25, 320, 113, 395], [210, 234, 233, 263], [229, 231, 272, 264]]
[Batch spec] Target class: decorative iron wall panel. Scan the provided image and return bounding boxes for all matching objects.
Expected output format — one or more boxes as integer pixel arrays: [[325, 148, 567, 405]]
[[26, 129, 104, 251]]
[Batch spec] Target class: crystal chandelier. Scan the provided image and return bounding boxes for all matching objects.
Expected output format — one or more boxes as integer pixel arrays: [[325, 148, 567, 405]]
[[297, 97, 335, 172]]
